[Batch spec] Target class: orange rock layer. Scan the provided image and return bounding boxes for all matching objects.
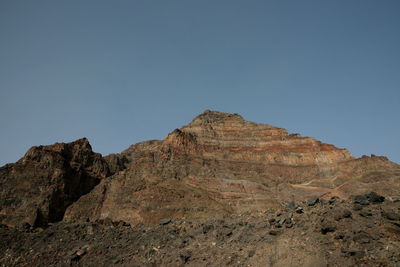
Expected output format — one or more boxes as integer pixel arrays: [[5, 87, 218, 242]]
[[64, 111, 400, 226], [1, 110, 400, 228]]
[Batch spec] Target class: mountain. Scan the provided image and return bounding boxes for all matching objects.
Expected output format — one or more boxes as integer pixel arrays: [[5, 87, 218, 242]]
[[1, 110, 400, 266]]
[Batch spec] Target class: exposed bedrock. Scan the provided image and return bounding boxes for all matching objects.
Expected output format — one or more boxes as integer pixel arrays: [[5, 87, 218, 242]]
[[1, 110, 399, 227]]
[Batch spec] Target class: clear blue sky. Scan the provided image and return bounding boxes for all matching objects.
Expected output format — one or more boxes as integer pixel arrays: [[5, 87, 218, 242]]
[[1, 0, 399, 165]]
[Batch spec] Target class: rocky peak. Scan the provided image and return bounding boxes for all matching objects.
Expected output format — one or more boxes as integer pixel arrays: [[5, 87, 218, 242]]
[[188, 110, 245, 125], [22, 138, 93, 166], [180, 110, 287, 147], [1, 111, 400, 267], [184, 109, 283, 134], [170, 110, 352, 165], [0, 138, 114, 228], [2, 111, 400, 231]]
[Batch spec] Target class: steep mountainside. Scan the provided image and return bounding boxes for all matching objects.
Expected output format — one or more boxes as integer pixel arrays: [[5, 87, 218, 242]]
[[1, 110, 400, 266], [63, 110, 400, 226], [0, 138, 124, 228]]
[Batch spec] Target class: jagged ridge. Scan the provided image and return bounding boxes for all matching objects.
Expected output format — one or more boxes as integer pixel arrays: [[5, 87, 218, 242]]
[[1, 110, 399, 229]]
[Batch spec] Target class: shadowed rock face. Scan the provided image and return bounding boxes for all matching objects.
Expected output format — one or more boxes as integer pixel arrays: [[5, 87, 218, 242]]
[[1, 110, 400, 228], [0, 138, 125, 228], [61, 110, 400, 226], [1, 110, 400, 266]]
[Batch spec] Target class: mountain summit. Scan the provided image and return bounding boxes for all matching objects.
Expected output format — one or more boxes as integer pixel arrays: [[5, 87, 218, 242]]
[[1, 111, 400, 266], [1, 110, 398, 228]]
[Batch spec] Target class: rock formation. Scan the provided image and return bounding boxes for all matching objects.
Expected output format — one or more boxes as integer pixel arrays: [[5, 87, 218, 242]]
[[1, 110, 400, 266], [0, 138, 119, 228], [49, 111, 400, 225], [1, 110, 399, 229]]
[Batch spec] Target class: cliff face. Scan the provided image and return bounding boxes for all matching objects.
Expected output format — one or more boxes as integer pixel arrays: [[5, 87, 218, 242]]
[[1, 110, 400, 228], [63, 110, 400, 226], [0, 138, 124, 228], [1, 110, 400, 266], [179, 110, 353, 165]]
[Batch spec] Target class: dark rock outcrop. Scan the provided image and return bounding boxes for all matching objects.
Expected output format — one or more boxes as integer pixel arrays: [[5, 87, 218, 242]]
[[1, 110, 400, 229], [63, 110, 400, 226], [1, 110, 400, 266], [0, 138, 114, 228]]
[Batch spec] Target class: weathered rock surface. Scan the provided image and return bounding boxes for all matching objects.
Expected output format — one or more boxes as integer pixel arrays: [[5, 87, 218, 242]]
[[0, 138, 118, 228], [2, 110, 400, 229], [1, 195, 400, 266], [62, 110, 400, 226], [1, 110, 400, 266]]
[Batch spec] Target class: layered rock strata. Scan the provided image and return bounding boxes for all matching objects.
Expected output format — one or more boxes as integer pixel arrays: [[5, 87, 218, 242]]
[[64, 111, 400, 226], [1, 110, 400, 228]]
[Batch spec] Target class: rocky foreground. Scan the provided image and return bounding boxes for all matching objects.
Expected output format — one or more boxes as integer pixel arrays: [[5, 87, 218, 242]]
[[1, 110, 400, 266], [1, 193, 400, 266]]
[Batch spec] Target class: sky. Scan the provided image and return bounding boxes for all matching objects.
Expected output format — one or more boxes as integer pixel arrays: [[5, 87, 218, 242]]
[[0, 0, 399, 165]]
